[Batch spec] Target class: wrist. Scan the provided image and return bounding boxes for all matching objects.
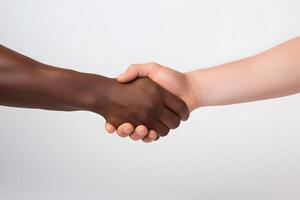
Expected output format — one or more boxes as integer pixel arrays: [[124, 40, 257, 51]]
[[69, 71, 114, 115], [65, 72, 111, 114], [185, 70, 205, 110]]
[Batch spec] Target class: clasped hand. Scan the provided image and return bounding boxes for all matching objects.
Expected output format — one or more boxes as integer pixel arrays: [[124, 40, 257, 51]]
[[101, 62, 195, 143], [97, 76, 189, 143]]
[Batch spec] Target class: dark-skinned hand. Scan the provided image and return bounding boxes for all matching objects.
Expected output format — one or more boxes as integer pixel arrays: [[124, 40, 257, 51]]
[[87, 77, 189, 142]]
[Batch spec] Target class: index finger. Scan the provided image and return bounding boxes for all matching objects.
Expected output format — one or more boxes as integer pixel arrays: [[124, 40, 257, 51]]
[[162, 91, 190, 121]]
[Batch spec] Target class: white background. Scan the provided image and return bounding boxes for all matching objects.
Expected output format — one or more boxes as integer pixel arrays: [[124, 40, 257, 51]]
[[1, 0, 300, 199]]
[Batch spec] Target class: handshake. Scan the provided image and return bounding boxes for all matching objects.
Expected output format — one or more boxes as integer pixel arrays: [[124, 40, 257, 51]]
[[100, 63, 196, 143], [2, 37, 300, 142], [0, 45, 198, 143]]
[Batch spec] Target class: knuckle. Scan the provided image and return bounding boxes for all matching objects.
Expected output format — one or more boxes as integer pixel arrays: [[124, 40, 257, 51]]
[[128, 64, 137, 71], [176, 102, 189, 120], [159, 128, 170, 137], [150, 62, 158, 66], [144, 101, 157, 113], [138, 110, 150, 122], [170, 119, 180, 129], [148, 86, 160, 96], [184, 111, 190, 121]]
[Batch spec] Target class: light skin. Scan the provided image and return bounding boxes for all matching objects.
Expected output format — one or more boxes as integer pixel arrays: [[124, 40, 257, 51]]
[[0, 45, 189, 143], [106, 36, 300, 141]]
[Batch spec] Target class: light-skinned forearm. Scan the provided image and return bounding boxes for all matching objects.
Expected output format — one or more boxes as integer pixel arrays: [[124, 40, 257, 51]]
[[187, 37, 300, 108]]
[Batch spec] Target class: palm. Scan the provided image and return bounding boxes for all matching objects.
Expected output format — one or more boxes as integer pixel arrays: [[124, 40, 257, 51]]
[[150, 65, 193, 111]]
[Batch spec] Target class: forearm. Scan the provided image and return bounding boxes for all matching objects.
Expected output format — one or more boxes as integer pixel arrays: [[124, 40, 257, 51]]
[[187, 37, 300, 108], [0, 45, 108, 113]]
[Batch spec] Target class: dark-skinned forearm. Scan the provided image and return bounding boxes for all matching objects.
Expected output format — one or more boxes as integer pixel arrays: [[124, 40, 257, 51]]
[[0, 44, 109, 113]]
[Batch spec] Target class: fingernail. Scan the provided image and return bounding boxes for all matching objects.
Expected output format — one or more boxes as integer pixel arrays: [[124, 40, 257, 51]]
[[125, 127, 132, 134], [149, 132, 156, 139], [137, 129, 145, 136]]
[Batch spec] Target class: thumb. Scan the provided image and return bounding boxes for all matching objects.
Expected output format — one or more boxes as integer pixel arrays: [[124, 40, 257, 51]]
[[117, 63, 161, 83], [117, 65, 139, 83]]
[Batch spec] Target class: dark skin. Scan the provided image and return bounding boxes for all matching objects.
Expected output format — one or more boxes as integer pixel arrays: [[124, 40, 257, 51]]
[[0, 45, 189, 141]]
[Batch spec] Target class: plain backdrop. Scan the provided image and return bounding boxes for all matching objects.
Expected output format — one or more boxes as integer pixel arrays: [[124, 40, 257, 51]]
[[1, 0, 300, 199]]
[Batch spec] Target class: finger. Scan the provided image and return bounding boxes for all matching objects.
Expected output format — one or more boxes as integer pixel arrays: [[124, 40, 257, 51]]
[[153, 121, 170, 137], [163, 92, 190, 121], [142, 130, 157, 143], [105, 122, 116, 134], [116, 123, 135, 137], [116, 123, 134, 138], [150, 130, 159, 141], [117, 63, 161, 83], [130, 125, 148, 141], [159, 108, 181, 129]]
